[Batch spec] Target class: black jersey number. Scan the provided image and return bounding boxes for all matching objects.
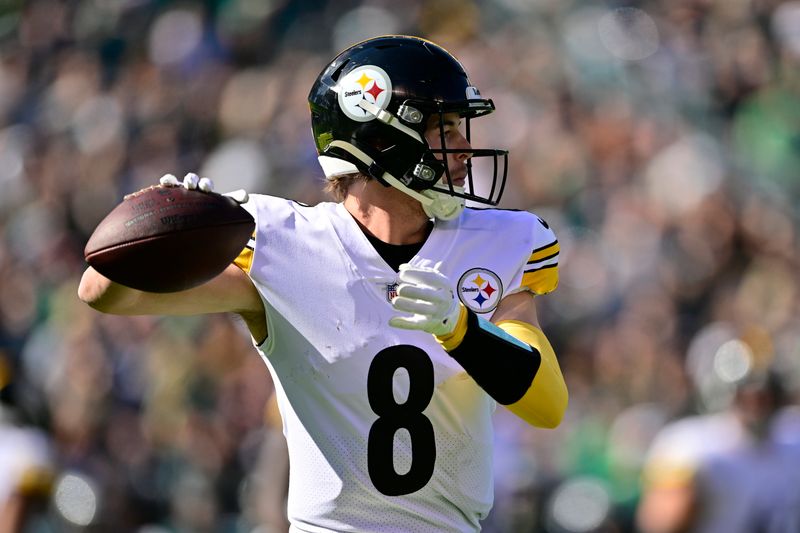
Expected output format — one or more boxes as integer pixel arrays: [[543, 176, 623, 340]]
[[367, 345, 436, 496]]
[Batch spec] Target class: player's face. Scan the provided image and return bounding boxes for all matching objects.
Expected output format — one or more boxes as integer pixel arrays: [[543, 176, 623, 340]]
[[425, 112, 471, 188]]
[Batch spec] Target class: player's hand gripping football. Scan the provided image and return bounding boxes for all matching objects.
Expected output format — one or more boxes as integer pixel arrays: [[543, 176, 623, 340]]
[[389, 263, 465, 336], [158, 173, 249, 204]]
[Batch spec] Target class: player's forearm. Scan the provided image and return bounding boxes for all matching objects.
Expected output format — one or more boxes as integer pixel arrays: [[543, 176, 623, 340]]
[[78, 267, 143, 314], [78, 266, 177, 316], [78, 264, 262, 317], [437, 310, 568, 428]]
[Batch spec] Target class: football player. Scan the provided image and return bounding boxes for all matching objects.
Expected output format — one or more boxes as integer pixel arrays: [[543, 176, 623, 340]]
[[79, 36, 568, 532]]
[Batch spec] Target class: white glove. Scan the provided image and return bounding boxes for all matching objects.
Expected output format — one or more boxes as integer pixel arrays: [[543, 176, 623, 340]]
[[159, 173, 249, 204], [389, 263, 464, 336]]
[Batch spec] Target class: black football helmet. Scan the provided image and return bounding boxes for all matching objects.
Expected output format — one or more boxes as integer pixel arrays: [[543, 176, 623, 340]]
[[308, 35, 508, 217]]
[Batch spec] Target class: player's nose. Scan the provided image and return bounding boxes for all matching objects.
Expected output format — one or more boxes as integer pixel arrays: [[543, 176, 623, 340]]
[[452, 131, 472, 162]]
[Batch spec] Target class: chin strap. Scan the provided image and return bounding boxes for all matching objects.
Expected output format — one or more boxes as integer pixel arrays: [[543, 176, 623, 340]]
[[326, 140, 465, 220], [420, 189, 464, 220]]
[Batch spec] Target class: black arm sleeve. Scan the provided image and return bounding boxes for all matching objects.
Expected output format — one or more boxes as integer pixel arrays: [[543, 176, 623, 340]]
[[447, 310, 541, 405]]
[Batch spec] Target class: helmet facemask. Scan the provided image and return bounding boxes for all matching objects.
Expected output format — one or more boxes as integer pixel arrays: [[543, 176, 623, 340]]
[[413, 99, 509, 209]]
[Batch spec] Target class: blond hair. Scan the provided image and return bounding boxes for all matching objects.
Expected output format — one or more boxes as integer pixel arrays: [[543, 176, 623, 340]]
[[324, 173, 371, 201]]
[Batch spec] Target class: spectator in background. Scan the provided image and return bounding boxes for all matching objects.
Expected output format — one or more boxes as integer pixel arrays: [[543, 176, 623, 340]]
[[637, 349, 800, 533], [692, 373, 800, 533], [0, 362, 53, 533]]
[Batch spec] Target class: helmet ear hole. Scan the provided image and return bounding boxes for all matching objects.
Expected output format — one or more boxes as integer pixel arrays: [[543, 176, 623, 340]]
[[398, 105, 424, 125]]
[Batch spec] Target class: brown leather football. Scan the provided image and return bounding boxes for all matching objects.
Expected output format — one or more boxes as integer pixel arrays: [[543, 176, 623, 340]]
[[84, 186, 255, 293]]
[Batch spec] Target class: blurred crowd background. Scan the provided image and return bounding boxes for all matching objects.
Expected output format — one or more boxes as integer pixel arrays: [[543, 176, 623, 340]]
[[0, 0, 798, 531]]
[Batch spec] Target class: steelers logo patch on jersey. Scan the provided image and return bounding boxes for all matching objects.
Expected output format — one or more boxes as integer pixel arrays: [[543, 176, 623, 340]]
[[457, 268, 503, 313], [337, 65, 393, 122]]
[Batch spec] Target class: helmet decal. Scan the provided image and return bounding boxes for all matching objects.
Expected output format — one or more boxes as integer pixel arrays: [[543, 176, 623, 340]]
[[465, 86, 481, 99], [336, 65, 393, 122]]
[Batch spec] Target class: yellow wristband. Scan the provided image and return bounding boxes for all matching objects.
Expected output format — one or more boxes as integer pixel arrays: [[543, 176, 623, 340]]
[[435, 304, 469, 351]]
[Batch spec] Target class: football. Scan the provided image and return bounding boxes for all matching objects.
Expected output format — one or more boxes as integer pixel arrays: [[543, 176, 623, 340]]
[[84, 186, 255, 293]]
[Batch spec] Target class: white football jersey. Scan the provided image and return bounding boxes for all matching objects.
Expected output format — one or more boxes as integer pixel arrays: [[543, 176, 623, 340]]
[[237, 195, 559, 533]]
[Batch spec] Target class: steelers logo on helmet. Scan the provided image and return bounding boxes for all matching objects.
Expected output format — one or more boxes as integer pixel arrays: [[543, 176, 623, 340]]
[[457, 268, 503, 313], [337, 65, 393, 122]]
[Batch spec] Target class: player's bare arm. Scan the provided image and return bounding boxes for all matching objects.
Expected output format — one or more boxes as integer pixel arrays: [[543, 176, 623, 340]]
[[491, 288, 540, 326], [78, 264, 267, 342]]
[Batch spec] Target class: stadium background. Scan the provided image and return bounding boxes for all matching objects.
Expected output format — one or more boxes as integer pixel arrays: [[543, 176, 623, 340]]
[[0, 0, 798, 531]]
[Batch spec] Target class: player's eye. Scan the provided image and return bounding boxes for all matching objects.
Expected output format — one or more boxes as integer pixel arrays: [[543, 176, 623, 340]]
[[446, 127, 462, 138]]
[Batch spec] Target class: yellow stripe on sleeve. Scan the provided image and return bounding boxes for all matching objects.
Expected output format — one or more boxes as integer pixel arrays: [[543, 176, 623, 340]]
[[521, 266, 559, 294], [523, 239, 560, 294], [528, 242, 560, 262], [233, 232, 256, 274], [234, 248, 254, 273]]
